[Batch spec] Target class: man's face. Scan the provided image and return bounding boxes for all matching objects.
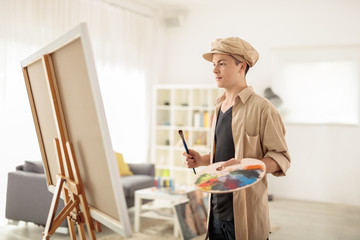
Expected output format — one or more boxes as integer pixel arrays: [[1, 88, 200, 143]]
[[212, 53, 243, 89]]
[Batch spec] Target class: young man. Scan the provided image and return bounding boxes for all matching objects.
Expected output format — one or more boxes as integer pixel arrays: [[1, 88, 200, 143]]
[[184, 37, 291, 240]]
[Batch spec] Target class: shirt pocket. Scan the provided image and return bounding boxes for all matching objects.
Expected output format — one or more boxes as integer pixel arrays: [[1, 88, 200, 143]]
[[243, 132, 263, 159]]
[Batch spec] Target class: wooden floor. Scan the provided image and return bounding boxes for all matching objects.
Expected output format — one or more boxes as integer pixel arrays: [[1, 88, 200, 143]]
[[0, 198, 359, 240], [269, 198, 360, 240]]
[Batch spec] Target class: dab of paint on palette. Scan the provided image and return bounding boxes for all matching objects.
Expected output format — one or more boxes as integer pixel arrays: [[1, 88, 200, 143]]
[[194, 158, 266, 193]]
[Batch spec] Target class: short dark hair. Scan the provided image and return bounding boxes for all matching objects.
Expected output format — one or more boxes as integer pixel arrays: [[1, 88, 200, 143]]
[[232, 56, 250, 75]]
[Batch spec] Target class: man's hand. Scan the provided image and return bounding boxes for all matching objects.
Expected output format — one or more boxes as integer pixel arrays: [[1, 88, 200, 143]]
[[183, 149, 210, 168], [215, 157, 281, 174], [216, 158, 241, 171]]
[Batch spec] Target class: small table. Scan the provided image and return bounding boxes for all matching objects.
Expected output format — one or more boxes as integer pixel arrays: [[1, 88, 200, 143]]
[[134, 187, 194, 236]]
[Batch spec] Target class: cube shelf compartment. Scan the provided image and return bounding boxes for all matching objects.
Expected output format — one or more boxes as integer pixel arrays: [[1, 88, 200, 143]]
[[151, 85, 223, 186]]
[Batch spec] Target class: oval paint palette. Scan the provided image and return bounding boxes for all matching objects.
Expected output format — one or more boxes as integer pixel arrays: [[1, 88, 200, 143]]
[[194, 158, 266, 193]]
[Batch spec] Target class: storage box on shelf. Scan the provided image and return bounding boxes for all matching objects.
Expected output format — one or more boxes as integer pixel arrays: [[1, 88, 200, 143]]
[[152, 85, 223, 187]]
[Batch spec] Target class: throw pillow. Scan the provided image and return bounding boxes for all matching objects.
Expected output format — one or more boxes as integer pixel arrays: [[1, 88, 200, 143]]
[[23, 160, 44, 173], [115, 152, 133, 176]]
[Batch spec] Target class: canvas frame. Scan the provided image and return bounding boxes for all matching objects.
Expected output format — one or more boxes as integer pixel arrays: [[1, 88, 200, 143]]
[[21, 23, 131, 237]]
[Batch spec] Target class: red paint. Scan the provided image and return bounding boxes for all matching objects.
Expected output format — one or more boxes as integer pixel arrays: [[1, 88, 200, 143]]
[[198, 177, 218, 188], [224, 178, 240, 189]]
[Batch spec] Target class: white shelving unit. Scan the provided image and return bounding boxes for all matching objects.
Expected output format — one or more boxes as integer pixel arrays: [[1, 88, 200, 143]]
[[151, 85, 223, 186]]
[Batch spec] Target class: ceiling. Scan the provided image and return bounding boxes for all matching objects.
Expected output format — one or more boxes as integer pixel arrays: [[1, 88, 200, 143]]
[[136, 0, 242, 9]]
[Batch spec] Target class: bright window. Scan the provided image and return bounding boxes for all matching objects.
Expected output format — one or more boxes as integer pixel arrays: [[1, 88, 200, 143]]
[[271, 46, 360, 125]]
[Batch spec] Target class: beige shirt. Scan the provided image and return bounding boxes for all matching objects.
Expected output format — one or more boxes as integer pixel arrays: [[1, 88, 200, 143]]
[[206, 86, 291, 240]]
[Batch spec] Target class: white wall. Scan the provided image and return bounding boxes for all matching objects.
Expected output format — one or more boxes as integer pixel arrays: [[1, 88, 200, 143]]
[[160, 0, 360, 206]]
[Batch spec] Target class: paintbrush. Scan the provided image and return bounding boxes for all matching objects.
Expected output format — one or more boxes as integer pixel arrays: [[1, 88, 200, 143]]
[[178, 130, 196, 175]]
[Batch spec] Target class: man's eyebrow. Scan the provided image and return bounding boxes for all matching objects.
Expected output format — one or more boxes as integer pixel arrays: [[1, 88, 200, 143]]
[[213, 59, 228, 64]]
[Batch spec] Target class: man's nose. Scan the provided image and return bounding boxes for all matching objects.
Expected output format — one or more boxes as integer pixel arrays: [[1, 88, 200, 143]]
[[213, 65, 219, 73]]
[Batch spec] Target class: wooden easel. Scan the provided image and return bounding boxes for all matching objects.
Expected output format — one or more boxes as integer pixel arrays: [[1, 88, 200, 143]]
[[40, 54, 100, 240]]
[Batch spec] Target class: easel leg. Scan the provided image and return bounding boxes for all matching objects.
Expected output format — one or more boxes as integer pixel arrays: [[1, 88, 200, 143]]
[[43, 177, 65, 240], [94, 221, 102, 233], [67, 141, 96, 240], [54, 138, 77, 239], [65, 189, 77, 239]]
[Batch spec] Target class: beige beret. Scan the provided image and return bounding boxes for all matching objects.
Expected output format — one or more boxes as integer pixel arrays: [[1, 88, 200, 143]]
[[202, 37, 259, 67]]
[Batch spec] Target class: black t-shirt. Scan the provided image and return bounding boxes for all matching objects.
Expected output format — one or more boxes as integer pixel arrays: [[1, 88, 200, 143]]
[[212, 106, 235, 221]]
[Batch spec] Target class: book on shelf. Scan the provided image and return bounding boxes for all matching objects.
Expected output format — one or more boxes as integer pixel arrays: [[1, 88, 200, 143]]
[[204, 111, 209, 127], [193, 111, 211, 128]]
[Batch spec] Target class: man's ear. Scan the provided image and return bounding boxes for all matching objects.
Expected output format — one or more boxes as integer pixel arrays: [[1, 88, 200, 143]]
[[239, 62, 247, 73]]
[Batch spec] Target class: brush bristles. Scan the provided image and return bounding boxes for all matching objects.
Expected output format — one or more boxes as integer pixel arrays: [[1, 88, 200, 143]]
[[178, 130, 185, 140]]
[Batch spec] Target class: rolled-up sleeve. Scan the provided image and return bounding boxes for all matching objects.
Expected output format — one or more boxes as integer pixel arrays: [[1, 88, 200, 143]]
[[261, 105, 291, 176]]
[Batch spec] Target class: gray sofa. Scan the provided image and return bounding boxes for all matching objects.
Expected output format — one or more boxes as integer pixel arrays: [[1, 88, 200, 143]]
[[6, 160, 155, 227]]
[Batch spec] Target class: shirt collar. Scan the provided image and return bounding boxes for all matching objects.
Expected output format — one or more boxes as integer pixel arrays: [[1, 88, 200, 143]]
[[238, 86, 254, 104], [215, 86, 255, 105]]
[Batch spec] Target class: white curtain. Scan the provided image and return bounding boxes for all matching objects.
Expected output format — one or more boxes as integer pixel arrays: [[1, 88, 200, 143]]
[[0, 0, 160, 220]]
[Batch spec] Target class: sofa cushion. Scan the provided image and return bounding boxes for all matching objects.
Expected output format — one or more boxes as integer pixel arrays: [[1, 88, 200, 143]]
[[121, 175, 154, 198], [115, 152, 133, 176], [23, 161, 44, 174]]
